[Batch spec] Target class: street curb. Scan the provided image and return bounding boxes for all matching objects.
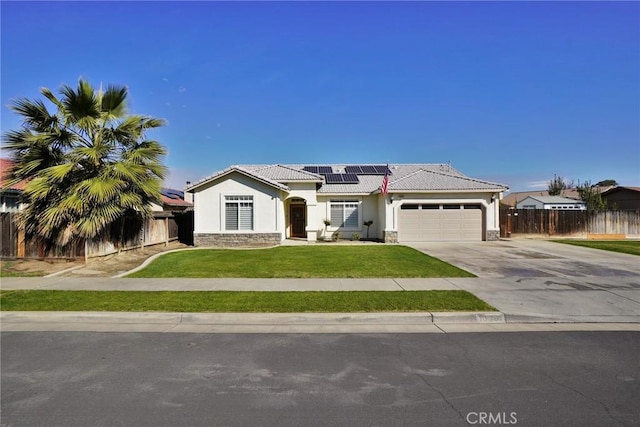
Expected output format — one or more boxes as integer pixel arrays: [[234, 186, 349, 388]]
[[432, 311, 506, 324], [0, 311, 504, 325], [504, 314, 640, 324]]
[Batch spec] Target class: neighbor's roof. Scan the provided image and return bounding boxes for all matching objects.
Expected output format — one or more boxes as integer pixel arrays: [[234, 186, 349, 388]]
[[602, 186, 640, 196], [501, 190, 582, 206], [159, 188, 193, 208], [519, 195, 586, 204], [0, 158, 27, 191], [186, 163, 508, 194]]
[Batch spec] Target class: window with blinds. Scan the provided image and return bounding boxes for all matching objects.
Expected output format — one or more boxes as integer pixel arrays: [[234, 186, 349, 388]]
[[330, 200, 359, 229], [225, 196, 253, 230]]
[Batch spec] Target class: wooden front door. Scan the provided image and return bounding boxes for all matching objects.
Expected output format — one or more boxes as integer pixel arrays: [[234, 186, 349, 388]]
[[290, 205, 306, 238]]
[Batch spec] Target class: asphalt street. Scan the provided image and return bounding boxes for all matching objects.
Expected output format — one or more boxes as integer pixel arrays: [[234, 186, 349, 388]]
[[1, 331, 638, 427]]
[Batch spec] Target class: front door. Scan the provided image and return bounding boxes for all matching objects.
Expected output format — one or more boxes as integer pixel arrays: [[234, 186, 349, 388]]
[[290, 205, 306, 238]]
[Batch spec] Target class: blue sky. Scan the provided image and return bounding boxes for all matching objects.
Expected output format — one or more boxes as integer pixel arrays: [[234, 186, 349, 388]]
[[1, 1, 638, 192]]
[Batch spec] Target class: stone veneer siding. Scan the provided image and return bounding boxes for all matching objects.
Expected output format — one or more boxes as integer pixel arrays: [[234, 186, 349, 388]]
[[195, 233, 282, 248], [486, 230, 500, 241], [383, 231, 398, 243]]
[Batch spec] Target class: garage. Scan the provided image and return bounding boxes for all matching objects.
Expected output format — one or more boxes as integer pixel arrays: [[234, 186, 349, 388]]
[[398, 203, 483, 242]]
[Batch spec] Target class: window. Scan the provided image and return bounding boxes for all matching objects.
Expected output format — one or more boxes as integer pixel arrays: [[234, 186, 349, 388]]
[[225, 196, 253, 230], [330, 200, 359, 229]]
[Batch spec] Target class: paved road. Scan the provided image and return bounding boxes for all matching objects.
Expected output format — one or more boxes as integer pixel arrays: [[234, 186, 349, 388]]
[[2, 331, 638, 426]]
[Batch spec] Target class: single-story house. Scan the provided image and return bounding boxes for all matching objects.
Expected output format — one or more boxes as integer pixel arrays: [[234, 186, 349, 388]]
[[515, 195, 586, 210], [601, 186, 640, 210], [185, 163, 508, 246]]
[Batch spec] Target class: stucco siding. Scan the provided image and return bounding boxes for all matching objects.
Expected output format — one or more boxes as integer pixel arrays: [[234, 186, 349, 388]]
[[193, 172, 282, 234]]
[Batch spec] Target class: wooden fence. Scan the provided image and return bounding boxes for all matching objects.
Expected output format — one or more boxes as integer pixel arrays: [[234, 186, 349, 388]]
[[500, 208, 640, 237], [0, 211, 192, 260]]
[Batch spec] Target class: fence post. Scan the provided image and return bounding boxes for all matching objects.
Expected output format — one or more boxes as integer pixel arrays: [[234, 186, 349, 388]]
[[165, 217, 169, 247], [17, 226, 25, 258]]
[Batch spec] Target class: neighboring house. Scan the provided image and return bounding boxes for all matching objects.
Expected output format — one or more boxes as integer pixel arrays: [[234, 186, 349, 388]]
[[0, 158, 26, 212], [501, 189, 582, 208], [150, 188, 194, 213], [185, 163, 508, 246], [515, 195, 586, 210], [601, 186, 640, 210]]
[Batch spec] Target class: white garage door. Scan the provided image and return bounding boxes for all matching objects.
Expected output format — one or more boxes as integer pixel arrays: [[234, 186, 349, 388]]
[[398, 204, 483, 242]]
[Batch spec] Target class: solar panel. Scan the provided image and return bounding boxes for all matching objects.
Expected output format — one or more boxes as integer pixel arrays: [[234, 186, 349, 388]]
[[344, 166, 363, 174], [342, 173, 360, 183], [324, 174, 342, 183], [344, 165, 390, 175], [324, 173, 360, 184], [303, 166, 333, 175], [161, 188, 185, 199], [361, 165, 378, 174], [373, 165, 390, 175]]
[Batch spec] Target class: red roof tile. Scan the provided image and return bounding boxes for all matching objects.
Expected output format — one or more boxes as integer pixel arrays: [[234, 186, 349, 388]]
[[0, 158, 27, 191]]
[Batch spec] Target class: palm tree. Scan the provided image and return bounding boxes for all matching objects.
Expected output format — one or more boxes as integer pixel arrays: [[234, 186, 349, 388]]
[[2, 78, 167, 247]]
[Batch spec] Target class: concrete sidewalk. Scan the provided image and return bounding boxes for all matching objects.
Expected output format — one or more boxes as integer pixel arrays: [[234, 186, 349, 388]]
[[2, 275, 639, 329]]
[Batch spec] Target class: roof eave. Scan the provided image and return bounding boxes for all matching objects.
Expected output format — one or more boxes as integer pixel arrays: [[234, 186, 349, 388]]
[[186, 167, 290, 193], [382, 188, 508, 194]]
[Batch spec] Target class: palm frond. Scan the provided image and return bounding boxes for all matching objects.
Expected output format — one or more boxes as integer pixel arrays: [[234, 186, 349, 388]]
[[41, 163, 75, 183], [40, 87, 65, 111], [100, 84, 128, 119], [76, 176, 126, 204], [9, 98, 57, 131], [60, 79, 101, 130]]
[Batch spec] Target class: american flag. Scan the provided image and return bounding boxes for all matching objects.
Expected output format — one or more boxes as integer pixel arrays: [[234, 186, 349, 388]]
[[381, 165, 389, 195]]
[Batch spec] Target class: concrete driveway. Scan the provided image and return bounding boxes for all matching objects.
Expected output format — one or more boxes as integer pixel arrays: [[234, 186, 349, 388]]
[[408, 239, 640, 322], [407, 239, 639, 279]]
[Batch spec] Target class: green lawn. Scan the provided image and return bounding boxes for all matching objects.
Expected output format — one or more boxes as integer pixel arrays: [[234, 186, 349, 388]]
[[0, 290, 494, 312], [128, 246, 474, 278], [553, 240, 640, 256]]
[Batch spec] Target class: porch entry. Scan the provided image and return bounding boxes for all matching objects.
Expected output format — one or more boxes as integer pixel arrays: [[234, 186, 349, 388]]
[[290, 203, 306, 238]]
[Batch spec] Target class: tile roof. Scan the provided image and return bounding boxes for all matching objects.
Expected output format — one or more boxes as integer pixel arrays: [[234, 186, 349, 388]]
[[388, 168, 507, 192], [0, 158, 27, 191], [187, 163, 508, 194], [522, 195, 586, 204], [244, 165, 323, 182], [187, 165, 290, 191]]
